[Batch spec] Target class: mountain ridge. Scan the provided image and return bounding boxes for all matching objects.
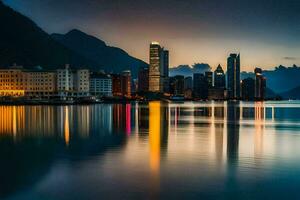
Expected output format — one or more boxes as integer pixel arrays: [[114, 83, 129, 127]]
[[51, 29, 148, 77], [0, 2, 147, 77]]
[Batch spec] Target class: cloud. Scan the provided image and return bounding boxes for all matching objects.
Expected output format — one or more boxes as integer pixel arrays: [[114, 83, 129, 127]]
[[283, 56, 298, 60]]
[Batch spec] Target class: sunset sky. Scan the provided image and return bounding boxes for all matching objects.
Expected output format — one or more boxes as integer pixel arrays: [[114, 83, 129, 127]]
[[4, 0, 300, 71]]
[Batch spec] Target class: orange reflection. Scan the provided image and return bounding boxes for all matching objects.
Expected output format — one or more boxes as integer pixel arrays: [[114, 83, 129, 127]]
[[64, 107, 70, 146], [0, 106, 25, 137], [254, 102, 265, 158], [149, 101, 161, 173], [149, 101, 161, 197]]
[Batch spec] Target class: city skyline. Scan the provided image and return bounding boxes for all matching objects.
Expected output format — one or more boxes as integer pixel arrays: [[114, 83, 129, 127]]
[[3, 0, 300, 71]]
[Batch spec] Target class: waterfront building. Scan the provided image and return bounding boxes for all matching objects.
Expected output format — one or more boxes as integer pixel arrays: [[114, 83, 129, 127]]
[[138, 67, 149, 93], [112, 74, 122, 97], [205, 71, 213, 88], [75, 69, 90, 96], [227, 53, 241, 99], [184, 76, 193, 90], [241, 77, 255, 100], [0, 66, 56, 98], [0, 66, 25, 96], [169, 75, 184, 96], [208, 88, 226, 100], [254, 68, 266, 100], [193, 73, 208, 99], [161, 49, 169, 93], [0, 64, 90, 99], [214, 64, 226, 88], [90, 72, 112, 97], [56, 64, 74, 93], [56, 65, 90, 98], [121, 70, 131, 97], [23, 69, 57, 98], [149, 42, 169, 93]]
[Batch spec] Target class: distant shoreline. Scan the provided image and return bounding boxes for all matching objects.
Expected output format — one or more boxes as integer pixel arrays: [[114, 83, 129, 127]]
[[0, 98, 290, 106]]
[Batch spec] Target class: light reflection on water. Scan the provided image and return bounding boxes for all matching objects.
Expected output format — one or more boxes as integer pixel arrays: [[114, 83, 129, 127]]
[[1, 101, 300, 199]]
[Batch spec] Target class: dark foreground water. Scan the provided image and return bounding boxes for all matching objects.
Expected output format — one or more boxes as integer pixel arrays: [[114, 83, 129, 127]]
[[1, 101, 300, 199]]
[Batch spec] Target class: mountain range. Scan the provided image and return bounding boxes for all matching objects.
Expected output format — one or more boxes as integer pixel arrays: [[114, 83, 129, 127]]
[[0, 1, 147, 77]]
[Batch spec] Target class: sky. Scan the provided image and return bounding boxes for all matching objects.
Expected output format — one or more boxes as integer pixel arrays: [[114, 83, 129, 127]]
[[3, 0, 300, 71]]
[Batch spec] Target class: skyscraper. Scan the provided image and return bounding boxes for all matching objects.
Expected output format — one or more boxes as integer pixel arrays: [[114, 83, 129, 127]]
[[241, 77, 255, 100], [169, 75, 184, 96], [138, 67, 149, 93], [205, 71, 213, 88], [149, 42, 169, 93], [162, 49, 169, 93], [227, 53, 241, 99], [193, 73, 208, 99], [121, 70, 131, 97], [254, 68, 266, 100], [214, 64, 226, 88]]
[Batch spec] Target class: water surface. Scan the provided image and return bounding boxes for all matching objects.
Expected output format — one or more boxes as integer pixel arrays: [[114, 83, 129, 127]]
[[1, 101, 300, 199]]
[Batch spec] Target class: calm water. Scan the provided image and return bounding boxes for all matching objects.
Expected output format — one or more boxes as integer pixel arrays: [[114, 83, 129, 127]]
[[1, 101, 300, 199]]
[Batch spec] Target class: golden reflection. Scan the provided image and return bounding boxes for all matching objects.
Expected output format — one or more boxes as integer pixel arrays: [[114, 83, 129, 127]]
[[0, 106, 25, 137], [149, 101, 161, 197], [64, 106, 70, 146], [254, 102, 265, 158], [149, 101, 161, 174]]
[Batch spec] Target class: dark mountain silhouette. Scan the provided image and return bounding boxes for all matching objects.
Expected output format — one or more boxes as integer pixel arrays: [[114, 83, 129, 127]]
[[280, 85, 300, 100], [0, 1, 94, 69], [0, 2, 147, 77], [51, 29, 148, 77], [170, 63, 211, 77]]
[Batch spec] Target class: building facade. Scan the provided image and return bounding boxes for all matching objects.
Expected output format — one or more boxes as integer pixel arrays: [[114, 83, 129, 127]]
[[227, 53, 241, 99], [169, 75, 184, 96], [121, 70, 131, 97], [138, 67, 149, 93], [90, 72, 112, 97], [254, 68, 266, 100], [205, 71, 213, 88], [241, 77, 255, 100], [0, 65, 90, 98], [149, 42, 169, 93], [193, 73, 208, 99], [214, 64, 226, 88], [57, 65, 90, 97]]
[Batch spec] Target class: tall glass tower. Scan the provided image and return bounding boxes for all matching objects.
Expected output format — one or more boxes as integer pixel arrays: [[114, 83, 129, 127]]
[[149, 42, 169, 93], [227, 53, 240, 99]]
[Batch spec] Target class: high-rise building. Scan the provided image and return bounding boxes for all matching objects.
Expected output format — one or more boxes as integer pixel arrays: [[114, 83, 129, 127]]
[[241, 77, 255, 100], [184, 76, 193, 90], [205, 71, 213, 88], [169, 75, 184, 96], [138, 67, 149, 93], [227, 53, 241, 99], [214, 64, 226, 88], [121, 70, 131, 97], [112, 74, 122, 97], [149, 42, 162, 92], [149, 42, 169, 93], [161, 49, 169, 93], [254, 68, 266, 100], [193, 73, 208, 99]]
